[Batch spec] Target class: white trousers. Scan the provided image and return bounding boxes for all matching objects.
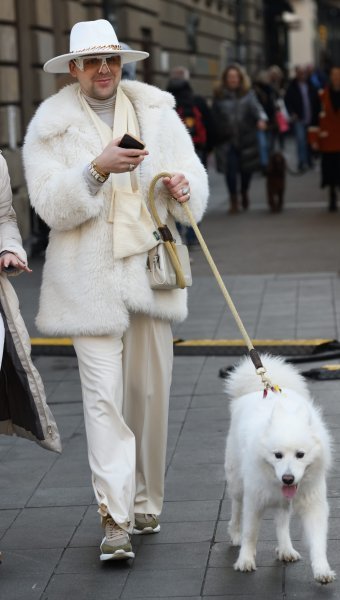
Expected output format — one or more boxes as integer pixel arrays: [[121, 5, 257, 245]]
[[73, 313, 173, 532], [0, 312, 4, 367]]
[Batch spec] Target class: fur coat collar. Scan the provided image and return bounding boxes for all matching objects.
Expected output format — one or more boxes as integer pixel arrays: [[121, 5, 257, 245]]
[[34, 81, 175, 140]]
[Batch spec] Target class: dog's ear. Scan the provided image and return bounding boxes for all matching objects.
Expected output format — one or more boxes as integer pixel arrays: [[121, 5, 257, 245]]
[[265, 401, 287, 431], [270, 401, 286, 421], [294, 403, 311, 423]]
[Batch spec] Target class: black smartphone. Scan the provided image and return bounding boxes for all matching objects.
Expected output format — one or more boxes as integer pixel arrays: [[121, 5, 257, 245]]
[[118, 132, 145, 150]]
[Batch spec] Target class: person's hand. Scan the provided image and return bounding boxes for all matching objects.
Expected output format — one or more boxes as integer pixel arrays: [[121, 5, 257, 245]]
[[0, 252, 32, 273], [257, 120, 267, 131], [94, 137, 149, 174], [162, 173, 191, 203]]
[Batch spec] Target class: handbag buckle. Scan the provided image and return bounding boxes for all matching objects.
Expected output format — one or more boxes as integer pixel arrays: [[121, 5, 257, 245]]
[[158, 225, 174, 242]]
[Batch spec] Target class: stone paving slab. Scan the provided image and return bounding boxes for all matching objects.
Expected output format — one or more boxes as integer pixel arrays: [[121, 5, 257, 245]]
[[121, 567, 206, 598], [203, 566, 283, 597], [284, 562, 340, 599], [0, 548, 63, 600], [41, 570, 129, 600]]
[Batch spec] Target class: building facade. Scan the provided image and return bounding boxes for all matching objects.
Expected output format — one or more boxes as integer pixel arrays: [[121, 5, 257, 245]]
[[263, 0, 340, 76], [0, 0, 264, 240], [288, 0, 318, 71], [317, 0, 340, 70]]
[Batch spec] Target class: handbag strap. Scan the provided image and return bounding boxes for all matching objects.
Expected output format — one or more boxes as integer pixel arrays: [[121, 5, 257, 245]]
[[148, 172, 187, 289]]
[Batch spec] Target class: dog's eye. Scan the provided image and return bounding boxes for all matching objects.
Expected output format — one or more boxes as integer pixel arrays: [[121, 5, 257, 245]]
[[296, 451, 305, 459], [274, 452, 283, 459]]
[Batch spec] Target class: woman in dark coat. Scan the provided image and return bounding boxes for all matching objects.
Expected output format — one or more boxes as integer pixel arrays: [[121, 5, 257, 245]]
[[309, 66, 340, 211], [212, 64, 267, 213]]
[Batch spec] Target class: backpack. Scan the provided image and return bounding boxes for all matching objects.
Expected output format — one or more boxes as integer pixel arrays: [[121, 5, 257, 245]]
[[177, 104, 207, 147]]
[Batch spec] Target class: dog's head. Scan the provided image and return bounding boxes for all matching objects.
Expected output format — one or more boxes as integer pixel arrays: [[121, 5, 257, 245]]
[[260, 396, 327, 500]]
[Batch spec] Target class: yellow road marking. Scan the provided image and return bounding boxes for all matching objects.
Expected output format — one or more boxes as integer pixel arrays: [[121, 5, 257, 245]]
[[30, 337, 331, 347], [31, 338, 73, 345], [174, 339, 330, 347]]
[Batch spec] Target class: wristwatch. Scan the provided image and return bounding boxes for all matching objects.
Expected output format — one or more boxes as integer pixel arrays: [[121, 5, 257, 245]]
[[88, 161, 110, 183]]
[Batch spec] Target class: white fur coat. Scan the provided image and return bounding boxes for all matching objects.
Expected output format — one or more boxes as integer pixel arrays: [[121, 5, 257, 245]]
[[23, 81, 209, 336]]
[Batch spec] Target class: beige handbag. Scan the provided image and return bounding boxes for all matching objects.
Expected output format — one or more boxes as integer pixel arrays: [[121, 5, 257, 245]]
[[147, 242, 192, 290], [147, 173, 192, 290]]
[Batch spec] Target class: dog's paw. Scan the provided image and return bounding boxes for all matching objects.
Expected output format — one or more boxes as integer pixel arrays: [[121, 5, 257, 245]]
[[276, 546, 301, 563], [230, 535, 241, 547], [234, 556, 256, 572], [229, 531, 241, 546], [314, 568, 336, 584], [228, 523, 241, 546]]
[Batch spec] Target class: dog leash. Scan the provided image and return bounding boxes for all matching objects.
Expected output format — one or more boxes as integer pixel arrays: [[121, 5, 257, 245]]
[[149, 172, 278, 393]]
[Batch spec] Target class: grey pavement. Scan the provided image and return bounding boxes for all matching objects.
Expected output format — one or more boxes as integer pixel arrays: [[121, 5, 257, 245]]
[[1, 149, 340, 599]]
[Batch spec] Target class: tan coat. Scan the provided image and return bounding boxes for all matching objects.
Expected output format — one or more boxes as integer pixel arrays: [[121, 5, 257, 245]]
[[0, 153, 61, 453]]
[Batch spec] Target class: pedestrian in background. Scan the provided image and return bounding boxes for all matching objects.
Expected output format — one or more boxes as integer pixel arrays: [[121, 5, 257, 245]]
[[267, 65, 289, 151], [306, 63, 327, 92], [253, 69, 277, 173], [167, 65, 214, 248], [212, 64, 267, 213], [268, 64, 286, 100], [23, 19, 208, 561], [167, 65, 215, 168], [309, 66, 340, 211], [285, 65, 319, 172]]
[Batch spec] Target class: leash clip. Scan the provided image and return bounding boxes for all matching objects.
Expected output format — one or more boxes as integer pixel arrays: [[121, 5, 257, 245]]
[[257, 367, 282, 397]]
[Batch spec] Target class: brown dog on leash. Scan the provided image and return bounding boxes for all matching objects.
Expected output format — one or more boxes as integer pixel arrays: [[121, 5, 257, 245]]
[[266, 152, 286, 212]]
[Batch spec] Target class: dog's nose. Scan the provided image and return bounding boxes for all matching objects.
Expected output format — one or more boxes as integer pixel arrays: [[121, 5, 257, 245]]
[[282, 474, 295, 485]]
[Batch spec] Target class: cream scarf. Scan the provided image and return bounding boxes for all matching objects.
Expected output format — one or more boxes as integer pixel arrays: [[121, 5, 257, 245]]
[[78, 86, 158, 260]]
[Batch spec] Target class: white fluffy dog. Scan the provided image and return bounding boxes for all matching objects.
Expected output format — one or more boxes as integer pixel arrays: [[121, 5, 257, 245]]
[[225, 354, 336, 584]]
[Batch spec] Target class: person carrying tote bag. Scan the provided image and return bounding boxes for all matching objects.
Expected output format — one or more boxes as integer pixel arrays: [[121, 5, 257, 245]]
[[0, 152, 61, 454]]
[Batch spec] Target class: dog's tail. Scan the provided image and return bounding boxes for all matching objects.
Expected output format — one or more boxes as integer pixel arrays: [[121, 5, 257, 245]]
[[225, 354, 309, 400]]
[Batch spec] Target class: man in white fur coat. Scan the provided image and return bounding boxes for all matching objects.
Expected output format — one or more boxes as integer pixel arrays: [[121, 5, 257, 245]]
[[23, 19, 208, 561]]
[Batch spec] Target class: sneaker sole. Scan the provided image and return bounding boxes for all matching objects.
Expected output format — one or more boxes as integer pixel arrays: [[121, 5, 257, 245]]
[[100, 549, 135, 561], [133, 524, 161, 535]]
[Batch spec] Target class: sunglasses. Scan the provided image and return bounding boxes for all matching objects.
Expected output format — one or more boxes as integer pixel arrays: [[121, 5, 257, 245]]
[[73, 55, 121, 71]]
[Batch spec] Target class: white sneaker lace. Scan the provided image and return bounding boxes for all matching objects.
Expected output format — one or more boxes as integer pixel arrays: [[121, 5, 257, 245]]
[[105, 518, 126, 542]]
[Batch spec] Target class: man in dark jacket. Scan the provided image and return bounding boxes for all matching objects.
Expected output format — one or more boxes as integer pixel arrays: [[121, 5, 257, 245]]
[[167, 66, 215, 168], [285, 65, 320, 171]]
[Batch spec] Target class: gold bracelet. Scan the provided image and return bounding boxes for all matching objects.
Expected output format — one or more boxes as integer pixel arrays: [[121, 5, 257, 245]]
[[89, 161, 109, 183], [92, 161, 109, 178]]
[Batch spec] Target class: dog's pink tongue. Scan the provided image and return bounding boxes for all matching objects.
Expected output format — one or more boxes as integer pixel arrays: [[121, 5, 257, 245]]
[[282, 484, 298, 499]]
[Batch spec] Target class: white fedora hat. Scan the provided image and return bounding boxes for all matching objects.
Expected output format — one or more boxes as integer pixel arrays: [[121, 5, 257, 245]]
[[44, 19, 149, 73]]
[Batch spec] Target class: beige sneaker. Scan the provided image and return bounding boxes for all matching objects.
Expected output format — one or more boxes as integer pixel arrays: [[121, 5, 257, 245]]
[[133, 513, 161, 535], [100, 516, 134, 561]]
